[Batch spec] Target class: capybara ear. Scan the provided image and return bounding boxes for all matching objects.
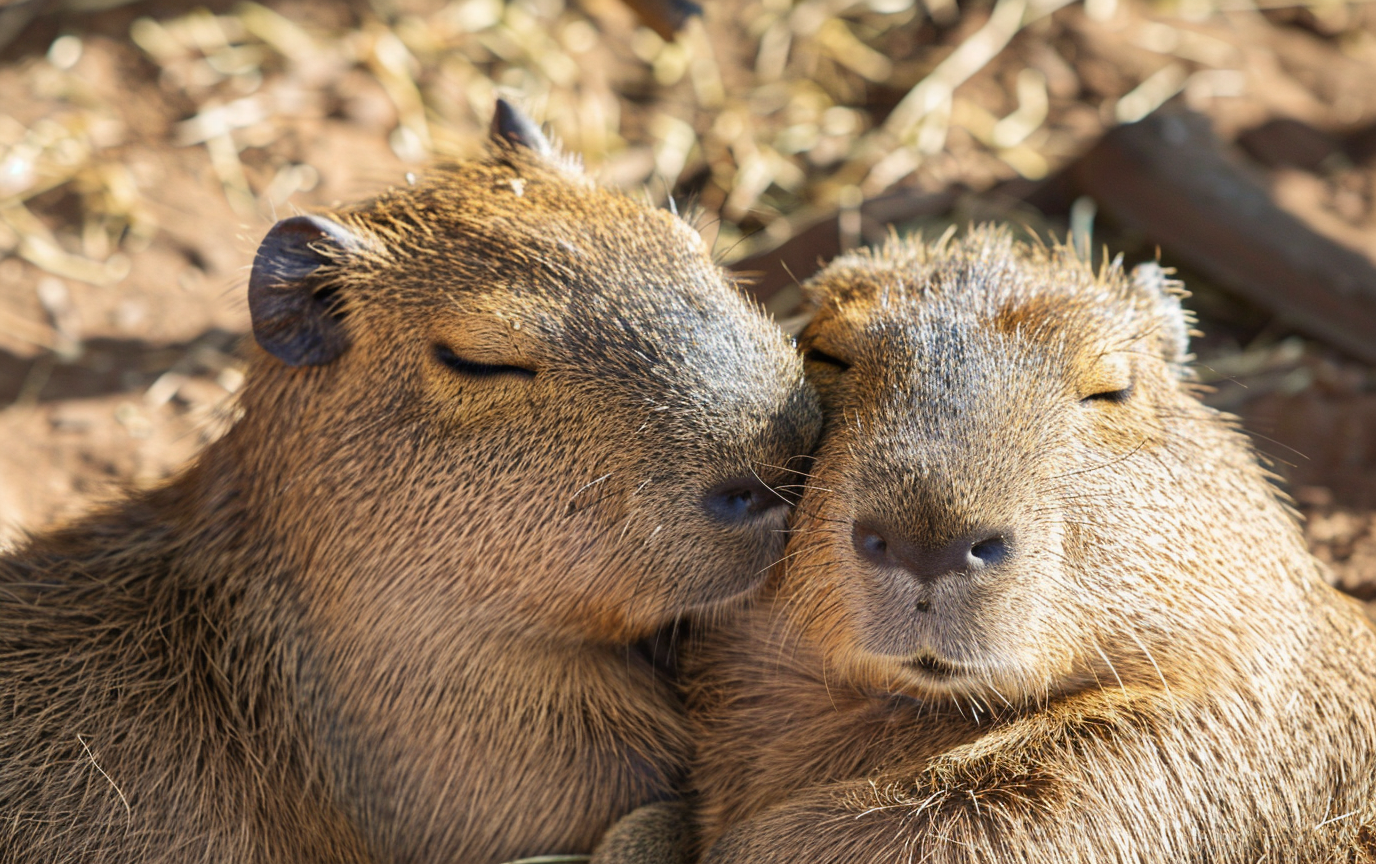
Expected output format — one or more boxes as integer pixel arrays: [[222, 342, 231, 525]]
[[490, 98, 553, 158], [1130, 260, 1193, 370], [249, 214, 363, 367]]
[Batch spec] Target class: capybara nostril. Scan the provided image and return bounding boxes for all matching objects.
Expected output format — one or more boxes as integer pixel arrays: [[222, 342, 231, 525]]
[[704, 477, 789, 525], [910, 533, 1014, 580], [968, 534, 1011, 568], [854, 521, 1013, 583], [852, 521, 891, 567]]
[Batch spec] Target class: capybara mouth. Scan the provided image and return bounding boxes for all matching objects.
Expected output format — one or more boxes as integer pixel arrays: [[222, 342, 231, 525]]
[[906, 653, 961, 678]]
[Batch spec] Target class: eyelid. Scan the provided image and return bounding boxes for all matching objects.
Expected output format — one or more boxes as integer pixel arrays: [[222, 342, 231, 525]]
[[1081, 382, 1133, 404], [433, 344, 536, 379], [804, 347, 851, 371], [1080, 353, 1133, 403]]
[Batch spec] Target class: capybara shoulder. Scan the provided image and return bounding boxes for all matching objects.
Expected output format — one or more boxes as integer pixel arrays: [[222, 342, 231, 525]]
[[690, 227, 1376, 864], [0, 102, 820, 864]]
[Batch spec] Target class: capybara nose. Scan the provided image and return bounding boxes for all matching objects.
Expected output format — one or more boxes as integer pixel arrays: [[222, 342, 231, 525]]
[[853, 520, 1012, 583], [704, 477, 790, 525]]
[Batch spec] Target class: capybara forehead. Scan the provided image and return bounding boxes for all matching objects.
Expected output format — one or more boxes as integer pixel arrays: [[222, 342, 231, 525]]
[[806, 228, 1164, 364], [287, 153, 801, 414], [323, 155, 774, 373], [335, 156, 720, 315]]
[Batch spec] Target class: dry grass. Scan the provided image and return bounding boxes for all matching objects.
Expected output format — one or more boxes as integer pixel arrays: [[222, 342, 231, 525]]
[[5, 0, 1376, 275]]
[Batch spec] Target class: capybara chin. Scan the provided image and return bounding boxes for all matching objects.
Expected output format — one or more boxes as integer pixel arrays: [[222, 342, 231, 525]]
[[689, 228, 1376, 864], [0, 102, 821, 864]]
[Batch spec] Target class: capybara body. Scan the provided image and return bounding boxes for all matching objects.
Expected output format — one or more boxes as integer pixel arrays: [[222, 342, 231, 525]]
[[0, 106, 820, 863], [689, 229, 1376, 863]]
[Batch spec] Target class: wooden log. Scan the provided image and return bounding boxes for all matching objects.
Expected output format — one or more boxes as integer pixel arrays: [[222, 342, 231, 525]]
[[1071, 109, 1376, 365]]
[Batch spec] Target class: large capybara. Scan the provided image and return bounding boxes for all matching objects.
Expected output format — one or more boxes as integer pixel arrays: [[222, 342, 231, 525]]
[[0, 101, 820, 864], [686, 228, 1376, 863]]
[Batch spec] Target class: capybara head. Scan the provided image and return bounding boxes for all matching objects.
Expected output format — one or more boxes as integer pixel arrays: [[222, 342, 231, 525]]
[[785, 227, 1300, 708], [241, 102, 820, 643]]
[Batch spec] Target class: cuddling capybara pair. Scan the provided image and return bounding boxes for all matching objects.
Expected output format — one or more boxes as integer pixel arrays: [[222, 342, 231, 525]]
[[4, 103, 1373, 864]]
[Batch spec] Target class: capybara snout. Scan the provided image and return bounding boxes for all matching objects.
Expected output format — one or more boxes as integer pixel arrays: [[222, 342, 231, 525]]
[[787, 232, 1204, 701]]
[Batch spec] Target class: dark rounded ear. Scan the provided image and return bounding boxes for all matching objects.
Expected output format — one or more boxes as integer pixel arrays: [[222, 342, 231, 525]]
[[249, 215, 362, 367], [1130, 260, 1193, 369], [490, 98, 552, 157]]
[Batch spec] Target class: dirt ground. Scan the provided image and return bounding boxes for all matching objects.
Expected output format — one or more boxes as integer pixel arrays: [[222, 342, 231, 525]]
[[0, 0, 1373, 596]]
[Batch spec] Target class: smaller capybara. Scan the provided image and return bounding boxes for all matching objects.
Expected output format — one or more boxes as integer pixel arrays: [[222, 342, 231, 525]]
[[685, 228, 1376, 863], [0, 102, 820, 864]]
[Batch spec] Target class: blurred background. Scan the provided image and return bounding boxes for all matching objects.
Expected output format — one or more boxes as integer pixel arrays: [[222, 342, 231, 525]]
[[0, 0, 1372, 599]]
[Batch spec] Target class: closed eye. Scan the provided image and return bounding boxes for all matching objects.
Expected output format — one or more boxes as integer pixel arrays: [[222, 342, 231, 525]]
[[433, 344, 536, 379], [1081, 384, 1133, 404], [804, 348, 851, 372]]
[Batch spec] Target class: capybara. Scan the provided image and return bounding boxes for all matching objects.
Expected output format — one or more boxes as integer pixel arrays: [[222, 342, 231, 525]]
[[688, 228, 1376, 863], [0, 101, 820, 864]]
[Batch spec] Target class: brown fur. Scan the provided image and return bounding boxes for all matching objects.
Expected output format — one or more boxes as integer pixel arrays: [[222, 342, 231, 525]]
[[592, 801, 694, 864], [0, 123, 820, 863], [689, 228, 1376, 863]]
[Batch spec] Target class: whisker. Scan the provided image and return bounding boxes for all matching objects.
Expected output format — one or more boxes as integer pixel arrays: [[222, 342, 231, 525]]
[[1051, 438, 1149, 480], [749, 459, 819, 478], [1120, 618, 1177, 715], [1090, 637, 1129, 699]]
